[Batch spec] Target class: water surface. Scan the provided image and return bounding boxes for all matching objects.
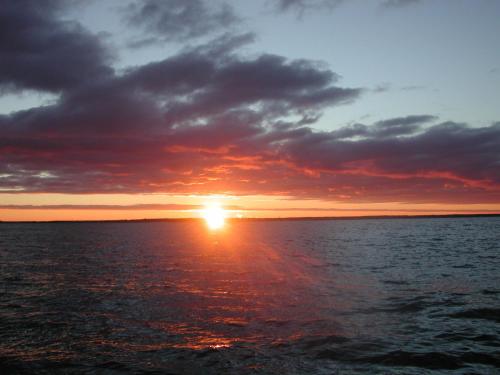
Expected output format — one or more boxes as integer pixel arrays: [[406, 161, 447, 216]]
[[1, 218, 499, 374]]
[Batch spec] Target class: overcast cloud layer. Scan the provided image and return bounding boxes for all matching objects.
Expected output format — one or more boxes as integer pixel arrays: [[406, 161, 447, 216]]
[[1, 0, 499, 204]]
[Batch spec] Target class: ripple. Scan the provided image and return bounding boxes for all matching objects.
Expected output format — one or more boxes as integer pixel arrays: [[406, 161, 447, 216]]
[[449, 308, 500, 323], [364, 350, 463, 370]]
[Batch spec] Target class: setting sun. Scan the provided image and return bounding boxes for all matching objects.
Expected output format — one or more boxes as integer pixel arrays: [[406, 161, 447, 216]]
[[202, 203, 226, 230]]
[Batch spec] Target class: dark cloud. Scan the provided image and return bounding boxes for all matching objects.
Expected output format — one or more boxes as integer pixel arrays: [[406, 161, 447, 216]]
[[124, 0, 239, 46], [0, 0, 112, 93], [281, 120, 500, 201], [0, 32, 365, 196], [330, 115, 435, 139], [159, 53, 360, 123], [371, 115, 436, 137], [2, 95, 500, 203]]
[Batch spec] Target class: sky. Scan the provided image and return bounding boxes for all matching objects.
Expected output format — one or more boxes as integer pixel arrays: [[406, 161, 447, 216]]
[[1, 0, 500, 221]]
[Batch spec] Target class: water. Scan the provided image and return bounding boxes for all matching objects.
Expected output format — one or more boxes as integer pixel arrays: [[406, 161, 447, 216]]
[[0, 217, 499, 374]]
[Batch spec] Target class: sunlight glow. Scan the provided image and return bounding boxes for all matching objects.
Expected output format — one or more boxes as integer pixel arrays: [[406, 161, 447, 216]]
[[202, 202, 226, 229]]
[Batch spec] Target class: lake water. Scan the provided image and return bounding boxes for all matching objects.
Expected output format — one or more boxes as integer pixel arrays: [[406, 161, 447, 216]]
[[1, 217, 499, 374]]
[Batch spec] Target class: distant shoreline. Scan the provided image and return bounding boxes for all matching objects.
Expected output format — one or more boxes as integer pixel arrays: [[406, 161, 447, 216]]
[[1, 213, 499, 224]]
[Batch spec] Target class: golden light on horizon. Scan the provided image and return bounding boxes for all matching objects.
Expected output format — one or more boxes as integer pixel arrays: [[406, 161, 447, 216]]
[[202, 202, 226, 230]]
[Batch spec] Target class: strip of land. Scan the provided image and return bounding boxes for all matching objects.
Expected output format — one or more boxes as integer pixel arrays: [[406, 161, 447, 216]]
[[1, 213, 499, 224]]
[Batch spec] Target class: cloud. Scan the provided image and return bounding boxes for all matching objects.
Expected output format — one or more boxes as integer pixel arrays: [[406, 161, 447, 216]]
[[401, 85, 427, 91], [0, 204, 203, 211], [0, 30, 365, 196], [371, 115, 436, 137], [1, 1, 499, 205], [2, 99, 500, 203], [381, 0, 422, 8], [2, 204, 498, 215], [372, 83, 391, 93], [328, 115, 435, 139], [272, 0, 421, 17], [272, 0, 344, 15], [124, 0, 239, 46], [279, 120, 500, 202], [0, 0, 112, 93]]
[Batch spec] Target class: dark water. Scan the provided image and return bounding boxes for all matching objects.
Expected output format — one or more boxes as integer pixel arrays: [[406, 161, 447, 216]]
[[1, 218, 499, 374]]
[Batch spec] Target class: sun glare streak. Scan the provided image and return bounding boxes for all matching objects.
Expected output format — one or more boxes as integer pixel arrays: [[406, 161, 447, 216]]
[[202, 202, 226, 230]]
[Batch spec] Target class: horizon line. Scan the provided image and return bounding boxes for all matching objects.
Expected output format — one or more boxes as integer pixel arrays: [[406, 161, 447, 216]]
[[1, 213, 499, 224]]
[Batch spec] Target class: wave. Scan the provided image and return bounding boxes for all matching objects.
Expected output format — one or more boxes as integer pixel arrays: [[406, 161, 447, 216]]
[[449, 308, 500, 323]]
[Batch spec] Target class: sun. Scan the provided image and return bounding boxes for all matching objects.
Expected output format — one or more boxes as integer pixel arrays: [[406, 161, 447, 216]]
[[202, 202, 226, 230]]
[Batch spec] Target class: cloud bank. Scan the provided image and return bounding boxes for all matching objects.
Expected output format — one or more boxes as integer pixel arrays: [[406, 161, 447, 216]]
[[1, 0, 499, 204], [0, 0, 112, 93]]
